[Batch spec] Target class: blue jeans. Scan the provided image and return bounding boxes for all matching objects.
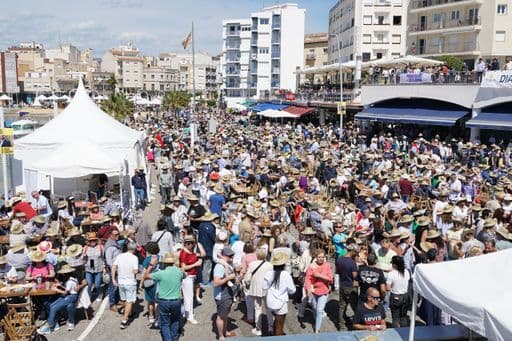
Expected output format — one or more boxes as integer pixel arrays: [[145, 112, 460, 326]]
[[158, 299, 181, 341], [312, 294, 328, 332], [47, 294, 78, 328], [108, 274, 119, 307], [134, 188, 145, 208], [85, 271, 102, 299]]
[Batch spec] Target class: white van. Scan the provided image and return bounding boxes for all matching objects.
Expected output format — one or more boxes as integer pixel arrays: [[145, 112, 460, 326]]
[[11, 119, 38, 138]]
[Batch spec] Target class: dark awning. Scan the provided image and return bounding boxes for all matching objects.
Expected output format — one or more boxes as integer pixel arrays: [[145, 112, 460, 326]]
[[283, 106, 315, 116], [466, 112, 512, 131], [251, 103, 289, 112], [355, 107, 468, 126]]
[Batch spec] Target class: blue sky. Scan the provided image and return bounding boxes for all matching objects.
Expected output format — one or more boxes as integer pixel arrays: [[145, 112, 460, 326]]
[[0, 0, 334, 57]]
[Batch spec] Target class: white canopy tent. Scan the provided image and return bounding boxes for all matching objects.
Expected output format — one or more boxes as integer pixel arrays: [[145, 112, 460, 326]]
[[410, 249, 512, 341], [368, 55, 444, 68], [297, 60, 370, 75], [36, 94, 48, 102], [257, 109, 298, 119], [0, 94, 12, 101], [15, 78, 145, 197]]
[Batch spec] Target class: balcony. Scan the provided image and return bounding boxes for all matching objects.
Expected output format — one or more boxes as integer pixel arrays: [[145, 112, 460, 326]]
[[415, 41, 478, 55], [272, 38, 280, 45], [272, 22, 281, 30], [411, 0, 482, 11], [409, 17, 481, 35], [225, 69, 240, 75], [226, 30, 241, 37], [272, 67, 280, 74], [225, 57, 240, 63], [251, 53, 257, 60], [271, 82, 280, 88], [226, 44, 240, 50]]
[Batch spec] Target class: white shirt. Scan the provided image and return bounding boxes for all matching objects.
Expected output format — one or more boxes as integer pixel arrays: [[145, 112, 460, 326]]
[[386, 269, 410, 294], [151, 230, 174, 257], [34, 195, 52, 217], [231, 240, 245, 269], [263, 270, 296, 311], [113, 252, 138, 286]]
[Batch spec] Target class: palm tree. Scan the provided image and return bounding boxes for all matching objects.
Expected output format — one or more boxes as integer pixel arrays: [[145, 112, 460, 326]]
[[101, 93, 134, 121], [106, 75, 118, 94], [162, 91, 191, 113]]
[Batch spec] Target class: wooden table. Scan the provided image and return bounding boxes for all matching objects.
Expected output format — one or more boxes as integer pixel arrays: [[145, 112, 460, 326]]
[[0, 287, 31, 299], [29, 288, 58, 297]]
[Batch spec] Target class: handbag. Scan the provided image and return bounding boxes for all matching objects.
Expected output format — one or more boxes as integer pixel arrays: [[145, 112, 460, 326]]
[[143, 279, 155, 288], [102, 269, 110, 285], [244, 261, 265, 290]]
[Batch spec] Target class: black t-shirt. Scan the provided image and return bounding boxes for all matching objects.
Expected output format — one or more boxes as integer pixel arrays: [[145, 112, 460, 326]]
[[335, 256, 358, 288], [356, 265, 386, 300], [188, 204, 206, 229], [354, 303, 386, 327]]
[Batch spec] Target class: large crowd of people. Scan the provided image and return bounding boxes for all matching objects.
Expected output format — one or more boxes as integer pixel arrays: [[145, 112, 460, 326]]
[[0, 107, 511, 341]]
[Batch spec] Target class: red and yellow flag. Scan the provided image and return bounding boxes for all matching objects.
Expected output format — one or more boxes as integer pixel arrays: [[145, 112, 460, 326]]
[[182, 31, 192, 49]]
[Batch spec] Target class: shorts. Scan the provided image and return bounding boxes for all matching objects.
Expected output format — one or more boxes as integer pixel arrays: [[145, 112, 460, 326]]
[[215, 295, 233, 319], [267, 302, 288, 315], [119, 284, 137, 303]]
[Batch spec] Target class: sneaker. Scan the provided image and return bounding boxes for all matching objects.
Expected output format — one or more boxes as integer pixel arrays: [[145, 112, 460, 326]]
[[195, 296, 202, 304], [53, 324, 61, 331], [67, 323, 75, 331], [187, 318, 199, 325], [37, 325, 52, 335], [251, 328, 262, 336], [120, 320, 128, 329]]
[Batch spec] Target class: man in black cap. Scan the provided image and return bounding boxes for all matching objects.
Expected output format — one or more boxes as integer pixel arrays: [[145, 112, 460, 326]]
[[213, 247, 237, 340]]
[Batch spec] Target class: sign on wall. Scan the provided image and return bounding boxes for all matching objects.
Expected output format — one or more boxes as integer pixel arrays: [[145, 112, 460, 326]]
[[481, 71, 512, 88], [399, 72, 432, 84]]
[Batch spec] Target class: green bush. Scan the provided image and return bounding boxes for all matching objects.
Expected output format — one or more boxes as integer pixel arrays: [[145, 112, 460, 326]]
[[434, 55, 464, 71]]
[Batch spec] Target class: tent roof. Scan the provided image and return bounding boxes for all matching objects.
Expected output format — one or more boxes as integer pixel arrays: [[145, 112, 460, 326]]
[[0, 95, 12, 101], [16, 78, 143, 150], [413, 249, 512, 341], [31, 139, 120, 178], [257, 109, 298, 118], [368, 55, 443, 67]]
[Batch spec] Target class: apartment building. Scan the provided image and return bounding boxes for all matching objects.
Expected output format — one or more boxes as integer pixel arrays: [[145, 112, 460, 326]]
[[328, 0, 408, 64], [0, 52, 20, 93], [143, 57, 179, 92], [7, 42, 45, 82], [408, 0, 512, 68], [303, 33, 329, 84], [221, 3, 305, 105], [45, 44, 81, 64], [101, 44, 144, 93]]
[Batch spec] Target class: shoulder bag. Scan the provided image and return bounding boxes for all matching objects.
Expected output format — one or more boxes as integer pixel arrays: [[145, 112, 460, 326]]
[[244, 261, 265, 290]]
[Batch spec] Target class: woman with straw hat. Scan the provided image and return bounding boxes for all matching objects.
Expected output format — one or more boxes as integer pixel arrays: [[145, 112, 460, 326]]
[[263, 252, 296, 336], [83, 232, 105, 302]]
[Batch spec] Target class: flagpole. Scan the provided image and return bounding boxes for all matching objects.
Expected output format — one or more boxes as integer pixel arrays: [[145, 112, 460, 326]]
[[190, 22, 196, 152]]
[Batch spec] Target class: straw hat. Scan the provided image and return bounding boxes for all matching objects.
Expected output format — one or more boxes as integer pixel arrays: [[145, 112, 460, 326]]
[[262, 229, 272, 237], [33, 215, 46, 224], [11, 223, 24, 235], [420, 241, 435, 253], [58, 264, 76, 274], [87, 232, 99, 241], [201, 212, 219, 221], [426, 229, 441, 239], [301, 227, 316, 236], [399, 215, 413, 224], [57, 201, 67, 209], [270, 252, 289, 266], [497, 228, 512, 241], [0, 256, 7, 265], [161, 252, 179, 264], [269, 199, 280, 208], [400, 230, 411, 240], [214, 185, 224, 194], [67, 227, 81, 237], [45, 227, 59, 237], [66, 244, 83, 258], [9, 244, 25, 254], [416, 216, 431, 227], [462, 228, 475, 239], [186, 193, 199, 201], [183, 235, 196, 243], [172, 195, 181, 202], [385, 229, 402, 239], [30, 250, 46, 262], [441, 205, 453, 214], [483, 218, 496, 229]]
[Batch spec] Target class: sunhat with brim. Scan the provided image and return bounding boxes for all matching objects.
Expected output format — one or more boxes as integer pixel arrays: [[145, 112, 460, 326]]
[[441, 205, 453, 214], [399, 215, 413, 224], [161, 252, 179, 264], [246, 211, 260, 219], [462, 228, 475, 239], [38, 241, 52, 253], [262, 229, 272, 237], [452, 217, 464, 224], [87, 232, 99, 241], [214, 185, 224, 194], [186, 193, 199, 201], [66, 244, 83, 258], [11, 223, 24, 235], [11, 197, 22, 205], [172, 195, 181, 202], [0, 256, 7, 265], [420, 241, 435, 253], [269, 200, 280, 208], [416, 216, 431, 227], [504, 194, 512, 201], [201, 212, 219, 221], [384, 229, 402, 239], [45, 227, 59, 237], [109, 210, 120, 218], [98, 196, 108, 204], [33, 215, 46, 224], [471, 204, 483, 212], [14, 212, 27, 218], [497, 229, 512, 241], [67, 228, 81, 237], [483, 218, 497, 229], [57, 201, 67, 209], [426, 229, 441, 239], [30, 250, 46, 263], [9, 244, 25, 254], [183, 235, 196, 243], [400, 230, 411, 240], [270, 252, 289, 266], [301, 227, 316, 236], [58, 264, 76, 274], [391, 192, 400, 199]]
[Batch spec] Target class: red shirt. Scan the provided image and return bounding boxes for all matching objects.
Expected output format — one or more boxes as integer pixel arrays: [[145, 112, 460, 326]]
[[398, 179, 414, 196], [12, 202, 37, 220], [179, 249, 198, 276]]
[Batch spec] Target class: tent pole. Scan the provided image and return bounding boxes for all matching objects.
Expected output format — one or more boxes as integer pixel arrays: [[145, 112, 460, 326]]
[[408, 290, 418, 341]]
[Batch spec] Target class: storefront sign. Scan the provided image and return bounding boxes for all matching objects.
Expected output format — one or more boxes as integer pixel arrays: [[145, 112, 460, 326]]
[[399, 72, 432, 84], [481, 71, 512, 88], [0, 128, 14, 155]]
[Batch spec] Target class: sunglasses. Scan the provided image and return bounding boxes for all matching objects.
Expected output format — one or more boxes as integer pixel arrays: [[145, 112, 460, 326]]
[[185, 241, 195, 245], [370, 296, 381, 301]]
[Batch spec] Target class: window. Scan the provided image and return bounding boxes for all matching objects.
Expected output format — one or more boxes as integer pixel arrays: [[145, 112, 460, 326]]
[[363, 34, 372, 43], [497, 4, 507, 15], [392, 34, 401, 44], [260, 18, 269, 25], [391, 53, 400, 58], [375, 33, 385, 43], [451, 10, 460, 20], [377, 15, 385, 25], [242, 27, 251, 31], [393, 16, 402, 25], [496, 30, 506, 42], [433, 13, 443, 22], [258, 48, 269, 54], [363, 15, 372, 25]]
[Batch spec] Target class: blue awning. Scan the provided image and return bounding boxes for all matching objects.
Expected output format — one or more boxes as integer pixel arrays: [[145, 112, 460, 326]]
[[466, 112, 512, 131], [355, 107, 468, 126], [251, 103, 289, 112]]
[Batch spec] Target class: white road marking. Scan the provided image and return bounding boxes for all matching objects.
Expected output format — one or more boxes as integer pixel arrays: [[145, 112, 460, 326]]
[[76, 296, 109, 341]]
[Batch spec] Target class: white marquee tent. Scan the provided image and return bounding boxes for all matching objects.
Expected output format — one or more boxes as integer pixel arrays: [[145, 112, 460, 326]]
[[15, 78, 145, 196], [410, 249, 512, 341], [257, 109, 298, 119]]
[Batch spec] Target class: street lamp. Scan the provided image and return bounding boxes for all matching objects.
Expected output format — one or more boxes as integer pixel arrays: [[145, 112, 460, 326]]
[[329, 33, 343, 135]]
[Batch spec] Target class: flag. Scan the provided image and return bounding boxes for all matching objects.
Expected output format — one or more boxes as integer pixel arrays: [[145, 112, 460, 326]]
[[182, 31, 192, 50]]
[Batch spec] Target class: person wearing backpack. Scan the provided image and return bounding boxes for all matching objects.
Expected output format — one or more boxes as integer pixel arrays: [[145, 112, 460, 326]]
[[82, 232, 105, 302]]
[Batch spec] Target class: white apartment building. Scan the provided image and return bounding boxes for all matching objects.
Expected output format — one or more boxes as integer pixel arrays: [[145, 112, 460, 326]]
[[143, 57, 179, 92], [408, 0, 512, 68], [45, 44, 81, 64], [328, 0, 408, 64], [221, 3, 305, 105], [101, 44, 144, 93]]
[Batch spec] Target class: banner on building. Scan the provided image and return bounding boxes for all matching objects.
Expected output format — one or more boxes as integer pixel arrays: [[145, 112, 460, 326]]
[[399, 72, 432, 84], [481, 71, 512, 88], [2, 52, 20, 93], [0, 128, 14, 154]]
